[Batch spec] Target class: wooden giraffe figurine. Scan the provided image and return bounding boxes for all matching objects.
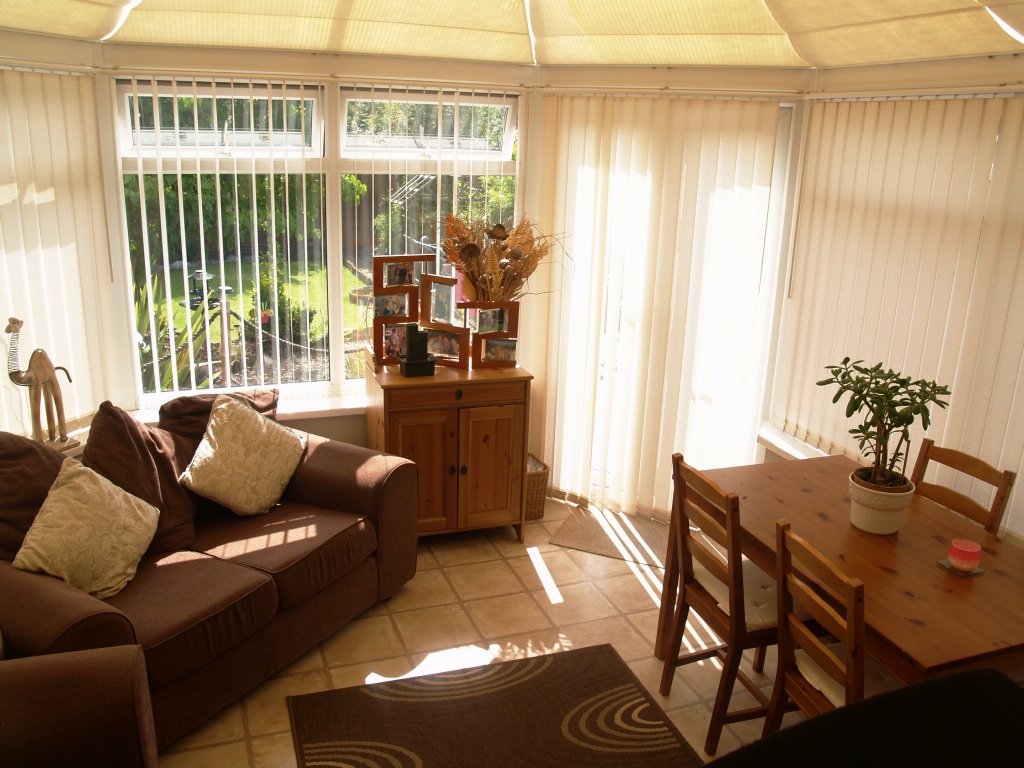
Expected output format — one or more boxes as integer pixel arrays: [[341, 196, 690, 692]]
[[5, 317, 79, 450]]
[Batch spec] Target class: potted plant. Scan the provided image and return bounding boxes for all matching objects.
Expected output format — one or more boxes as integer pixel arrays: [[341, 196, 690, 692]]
[[817, 358, 951, 534]]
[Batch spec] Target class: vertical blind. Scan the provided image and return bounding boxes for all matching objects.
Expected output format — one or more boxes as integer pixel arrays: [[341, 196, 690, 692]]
[[772, 96, 1024, 536], [0, 70, 109, 435], [537, 96, 783, 518]]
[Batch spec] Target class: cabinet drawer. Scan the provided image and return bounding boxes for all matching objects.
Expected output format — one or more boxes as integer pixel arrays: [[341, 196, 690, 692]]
[[388, 381, 527, 411]]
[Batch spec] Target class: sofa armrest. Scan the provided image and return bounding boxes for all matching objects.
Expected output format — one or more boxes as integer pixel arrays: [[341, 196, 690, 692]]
[[284, 434, 417, 601], [0, 645, 158, 768], [0, 560, 136, 658]]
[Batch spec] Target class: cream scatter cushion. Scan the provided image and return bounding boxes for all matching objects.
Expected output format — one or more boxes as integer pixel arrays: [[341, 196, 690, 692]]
[[12, 459, 160, 599], [180, 395, 306, 516]]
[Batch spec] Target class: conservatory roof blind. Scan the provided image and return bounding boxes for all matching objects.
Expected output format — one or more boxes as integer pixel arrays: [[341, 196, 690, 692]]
[[1, 0, 1022, 68]]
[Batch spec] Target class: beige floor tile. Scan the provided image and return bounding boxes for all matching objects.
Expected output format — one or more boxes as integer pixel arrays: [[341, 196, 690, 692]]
[[273, 645, 325, 678], [464, 592, 552, 638], [718, 691, 773, 746], [741, 646, 777, 687], [445, 560, 524, 601], [252, 732, 298, 768], [416, 541, 439, 571], [485, 523, 560, 558], [321, 615, 406, 666], [486, 628, 569, 661], [558, 616, 652, 662], [427, 531, 501, 566], [245, 669, 330, 736], [387, 568, 459, 612], [628, 656, 703, 712], [354, 601, 389, 619], [391, 603, 481, 653], [506, 549, 589, 591], [675, 656, 745, 702], [407, 644, 505, 676], [595, 572, 663, 613], [329, 656, 415, 689], [540, 499, 573, 522], [159, 741, 250, 768], [566, 549, 636, 580], [625, 608, 662, 645], [532, 582, 618, 626], [165, 701, 245, 752], [667, 702, 743, 762]]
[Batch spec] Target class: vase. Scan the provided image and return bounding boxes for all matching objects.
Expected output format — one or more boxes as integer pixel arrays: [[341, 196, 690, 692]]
[[848, 472, 915, 535]]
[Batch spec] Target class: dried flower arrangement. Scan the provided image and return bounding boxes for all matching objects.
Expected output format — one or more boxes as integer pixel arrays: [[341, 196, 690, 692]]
[[441, 213, 553, 302]]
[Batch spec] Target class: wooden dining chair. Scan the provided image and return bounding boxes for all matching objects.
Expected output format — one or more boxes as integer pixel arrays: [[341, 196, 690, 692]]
[[762, 520, 900, 736], [910, 438, 1017, 534], [655, 453, 777, 756]]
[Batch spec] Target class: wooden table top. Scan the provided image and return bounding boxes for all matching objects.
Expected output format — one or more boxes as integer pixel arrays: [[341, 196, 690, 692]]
[[372, 364, 533, 390], [704, 455, 1024, 684]]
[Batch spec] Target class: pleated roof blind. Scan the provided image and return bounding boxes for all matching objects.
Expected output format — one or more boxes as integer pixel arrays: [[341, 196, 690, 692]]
[[1, 0, 1022, 68]]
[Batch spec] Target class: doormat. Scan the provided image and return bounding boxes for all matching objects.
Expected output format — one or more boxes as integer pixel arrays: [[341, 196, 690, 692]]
[[550, 506, 669, 568]]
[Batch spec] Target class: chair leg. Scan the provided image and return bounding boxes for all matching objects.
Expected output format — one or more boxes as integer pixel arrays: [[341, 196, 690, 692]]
[[752, 645, 767, 674], [761, 669, 788, 737], [655, 514, 679, 661], [704, 647, 742, 756], [659, 592, 690, 696]]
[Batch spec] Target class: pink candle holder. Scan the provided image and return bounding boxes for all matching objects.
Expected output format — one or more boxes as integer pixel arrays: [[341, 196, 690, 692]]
[[948, 539, 982, 572]]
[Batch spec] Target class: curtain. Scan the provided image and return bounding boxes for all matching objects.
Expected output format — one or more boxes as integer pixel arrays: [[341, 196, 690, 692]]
[[0, 70, 111, 436], [771, 96, 1024, 536], [535, 95, 782, 518]]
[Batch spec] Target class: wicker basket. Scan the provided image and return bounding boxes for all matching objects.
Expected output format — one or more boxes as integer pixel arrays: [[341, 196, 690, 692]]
[[525, 454, 550, 520]]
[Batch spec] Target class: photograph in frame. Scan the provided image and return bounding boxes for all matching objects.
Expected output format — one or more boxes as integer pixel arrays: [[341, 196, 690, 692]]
[[374, 293, 408, 318], [384, 262, 416, 288], [431, 282, 455, 325], [427, 329, 461, 360], [384, 324, 408, 358], [477, 308, 508, 335], [481, 338, 517, 363]]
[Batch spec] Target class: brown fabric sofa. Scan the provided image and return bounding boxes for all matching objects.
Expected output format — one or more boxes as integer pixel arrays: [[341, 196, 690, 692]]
[[0, 391, 418, 751]]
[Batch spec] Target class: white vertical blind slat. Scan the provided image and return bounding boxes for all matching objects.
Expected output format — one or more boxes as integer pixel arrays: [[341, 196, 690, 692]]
[[773, 96, 1024, 536]]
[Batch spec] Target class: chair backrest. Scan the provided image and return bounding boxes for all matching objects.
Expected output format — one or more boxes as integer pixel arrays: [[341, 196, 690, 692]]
[[910, 438, 1017, 534], [671, 453, 744, 636], [775, 519, 865, 708]]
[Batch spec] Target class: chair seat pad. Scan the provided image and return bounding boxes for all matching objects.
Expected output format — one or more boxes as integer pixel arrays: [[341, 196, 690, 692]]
[[106, 551, 277, 689], [795, 642, 902, 708], [192, 501, 376, 609], [693, 559, 810, 632]]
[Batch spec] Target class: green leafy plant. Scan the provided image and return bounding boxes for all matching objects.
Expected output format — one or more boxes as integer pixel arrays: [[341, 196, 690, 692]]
[[817, 358, 951, 487]]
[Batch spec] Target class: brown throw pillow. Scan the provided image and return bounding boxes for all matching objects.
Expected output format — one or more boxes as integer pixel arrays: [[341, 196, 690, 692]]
[[0, 432, 66, 562], [82, 402, 200, 554], [157, 389, 279, 442]]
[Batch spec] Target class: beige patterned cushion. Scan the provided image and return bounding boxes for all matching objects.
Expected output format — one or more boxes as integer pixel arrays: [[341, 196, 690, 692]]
[[179, 395, 306, 516], [12, 459, 160, 599]]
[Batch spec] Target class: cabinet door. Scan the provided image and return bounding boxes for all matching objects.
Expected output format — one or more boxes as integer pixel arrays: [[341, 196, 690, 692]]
[[458, 404, 524, 529], [388, 409, 458, 533]]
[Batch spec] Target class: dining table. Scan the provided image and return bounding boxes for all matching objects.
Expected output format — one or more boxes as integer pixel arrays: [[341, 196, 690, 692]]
[[693, 455, 1024, 685]]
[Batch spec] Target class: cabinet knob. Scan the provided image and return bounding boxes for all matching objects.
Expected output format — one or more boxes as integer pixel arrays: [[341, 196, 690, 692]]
[[455, 389, 463, 400], [448, 465, 456, 475], [460, 465, 468, 475]]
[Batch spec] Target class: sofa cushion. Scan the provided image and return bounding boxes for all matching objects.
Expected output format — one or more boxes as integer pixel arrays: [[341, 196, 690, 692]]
[[157, 389, 279, 444], [105, 550, 278, 689], [13, 459, 160, 599], [0, 432, 66, 561], [82, 402, 200, 554], [180, 396, 306, 516], [193, 501, 377, 609]]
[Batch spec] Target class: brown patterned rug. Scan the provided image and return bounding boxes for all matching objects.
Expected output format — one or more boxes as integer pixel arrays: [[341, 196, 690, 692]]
[[287, 644, 702, 767]]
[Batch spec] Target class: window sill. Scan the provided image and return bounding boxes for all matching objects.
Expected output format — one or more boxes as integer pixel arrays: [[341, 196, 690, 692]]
[[129, 388, 367, 427]]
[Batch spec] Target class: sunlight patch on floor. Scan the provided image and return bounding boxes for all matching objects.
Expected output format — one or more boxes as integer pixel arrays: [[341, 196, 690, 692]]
[[528, 546, 564, 604]]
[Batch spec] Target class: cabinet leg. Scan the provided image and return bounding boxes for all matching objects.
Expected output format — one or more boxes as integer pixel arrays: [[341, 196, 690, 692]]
[[514, 523, 525, 543]]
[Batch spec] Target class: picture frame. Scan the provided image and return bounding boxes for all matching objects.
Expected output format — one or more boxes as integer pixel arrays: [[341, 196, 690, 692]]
[[426, 328, 463, 361], [481, 338, 517, 363], [458, 300, 520, 369], [384, 323, 411, 358], [419, 274, 469, 369], [372, 254, 434, 366]]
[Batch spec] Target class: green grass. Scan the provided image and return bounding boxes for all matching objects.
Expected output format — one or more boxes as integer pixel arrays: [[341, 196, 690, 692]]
[[146, 258, 367, 346]]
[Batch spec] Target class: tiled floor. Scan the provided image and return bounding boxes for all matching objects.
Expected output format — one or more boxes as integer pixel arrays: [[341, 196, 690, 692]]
[[159, 499, 803, 766]]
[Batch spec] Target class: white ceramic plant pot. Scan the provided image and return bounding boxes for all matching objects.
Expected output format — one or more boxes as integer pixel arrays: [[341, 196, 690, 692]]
[[848, 472, 915, 535]]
